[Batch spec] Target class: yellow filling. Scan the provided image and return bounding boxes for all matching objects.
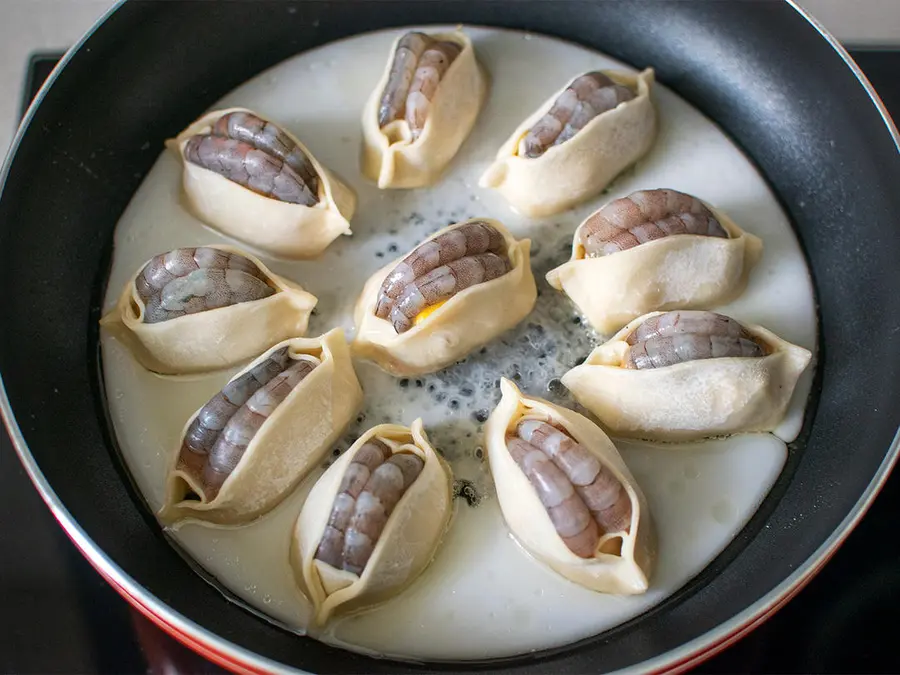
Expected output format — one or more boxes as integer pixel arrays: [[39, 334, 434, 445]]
[[413, 300, 448, 326]]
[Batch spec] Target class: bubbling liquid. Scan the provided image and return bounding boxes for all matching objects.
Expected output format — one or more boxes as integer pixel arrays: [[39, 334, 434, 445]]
[[100, 26, 816, 661]]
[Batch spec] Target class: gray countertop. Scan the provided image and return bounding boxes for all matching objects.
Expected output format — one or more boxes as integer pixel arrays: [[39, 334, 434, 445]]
[[1, 0, 899, 158]]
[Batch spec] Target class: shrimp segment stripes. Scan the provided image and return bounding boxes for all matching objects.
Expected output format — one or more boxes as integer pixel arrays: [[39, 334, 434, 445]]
[[184, 111, 319, 206], [579, 189, 728, 257], [378, 32, 462, 140], [374, 221, 510, 333], [624, 310, 767, 370], [135, 247, 275, 324], [315, 439, 425, 575], [518, 71, 635, 159], [507, 419, 631, 558]]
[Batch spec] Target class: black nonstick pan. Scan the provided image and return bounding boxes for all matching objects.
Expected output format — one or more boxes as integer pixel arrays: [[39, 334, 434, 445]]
[[1, 1, 899, 672]]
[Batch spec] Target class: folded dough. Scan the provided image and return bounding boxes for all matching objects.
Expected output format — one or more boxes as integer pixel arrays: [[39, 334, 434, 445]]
[[159, 328, 363, 526], [292, 419, 453, 625]]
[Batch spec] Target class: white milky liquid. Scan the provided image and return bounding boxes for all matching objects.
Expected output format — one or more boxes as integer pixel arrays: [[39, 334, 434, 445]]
[[100, 27, 817, 661]]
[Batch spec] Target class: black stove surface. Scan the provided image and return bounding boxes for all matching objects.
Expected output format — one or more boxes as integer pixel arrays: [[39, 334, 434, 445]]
[[2, 48, 898, 674]]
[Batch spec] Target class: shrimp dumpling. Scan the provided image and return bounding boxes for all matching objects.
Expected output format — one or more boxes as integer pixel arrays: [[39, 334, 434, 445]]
[[361, 29, 488, 188], [352, 218, 537, 376], [292, 420, 453, 625], [562, 310, 813, 441], [99, 245, 317, 375], [169, 107, 356, 259], [159, 329, 363, 526], [547, 189, 763, 333], [486, 379, 655, 594], [480, 69, 657, 217]]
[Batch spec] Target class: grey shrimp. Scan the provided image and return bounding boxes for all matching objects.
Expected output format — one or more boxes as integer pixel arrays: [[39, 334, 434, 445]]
[[517, 420, 631, 536], [178, 350, 319, 499], [388, 253, 510, 334], [378, 32, 429, 127], [213, 112, 320, 194], [179, 347, 290, 475], [136, 247, 275, 324], [405, 40, 462, 138], [624, 310, 767, 370], [374, 220, 507, 321], [377, 32, 461, 138], [184, 112, 319, 206], [518, 72, 635, 159], [579, 189, 728, 257], [315, 442, 424, 575]]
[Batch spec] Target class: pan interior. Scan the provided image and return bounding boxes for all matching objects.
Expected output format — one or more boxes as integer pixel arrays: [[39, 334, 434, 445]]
[[99, 26, 816, 661]]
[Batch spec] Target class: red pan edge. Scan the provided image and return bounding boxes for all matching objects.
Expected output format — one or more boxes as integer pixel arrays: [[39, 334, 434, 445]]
[[2, 1, 899, 674]]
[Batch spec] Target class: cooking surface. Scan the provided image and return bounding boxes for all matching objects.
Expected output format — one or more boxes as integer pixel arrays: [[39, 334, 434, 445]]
[[1, 47, 898, 675]]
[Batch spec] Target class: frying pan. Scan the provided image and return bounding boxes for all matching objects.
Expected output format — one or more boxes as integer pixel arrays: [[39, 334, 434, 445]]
[[1, 1, 898, 672]]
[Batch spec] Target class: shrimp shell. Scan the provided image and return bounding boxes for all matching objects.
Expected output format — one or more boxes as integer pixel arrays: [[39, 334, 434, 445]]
[[579, 189, 728, 257], [388, 252, 511, 334], [375, 220, 506, 317], [378, 32, 430, 127], [518, 72, 635, 158], [184, 135, 318, 206], [136, 247, 275, 324], [624, 310, 766, 370]]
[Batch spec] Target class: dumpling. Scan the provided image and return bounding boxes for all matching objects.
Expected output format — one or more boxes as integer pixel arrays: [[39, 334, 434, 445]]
[[99, 245, 317, 375], [479, 68, 656, 217], [361, 29, 488, 188], [486, 378, 654, 594], [169, 107, 356, 259], [562, 310, 813, 441], [159, 328, 363, 526], [291, 419, 452, 625], [352, 218, 537, 376], [546, 189, 763, 333]]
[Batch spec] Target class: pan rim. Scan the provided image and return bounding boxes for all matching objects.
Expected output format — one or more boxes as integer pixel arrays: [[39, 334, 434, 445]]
[[1, 0, 899, 673]]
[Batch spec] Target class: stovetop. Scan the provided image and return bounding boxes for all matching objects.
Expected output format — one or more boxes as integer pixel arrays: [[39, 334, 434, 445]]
[[2, 48, 899, 674]]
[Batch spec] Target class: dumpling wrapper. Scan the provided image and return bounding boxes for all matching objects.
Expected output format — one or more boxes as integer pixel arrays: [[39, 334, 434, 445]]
[[361, 29, 488, 189], [486, 378, 655, 594], [99, 244, 317, 375], [351, 218, 537, 376], [546, 200, 763, 334], [291, 419, 453, 625], [562, 312, 813, 441], [159, 328, 363, 527], [169, 107, 357, 260], [480, 68, 657, 217]]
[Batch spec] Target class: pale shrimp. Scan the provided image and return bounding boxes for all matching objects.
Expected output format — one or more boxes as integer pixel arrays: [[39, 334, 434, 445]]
[[374, 221, 507, 319], [579, 188, 728, 257], [518, 72, 635, 159], [176, 352, 319, 499], [136, 247, 275, 324], [315, 444, 424, 575], [388, 252, 510, 333], [212, 111, 319, 195], [624, 310, 767, 370]]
